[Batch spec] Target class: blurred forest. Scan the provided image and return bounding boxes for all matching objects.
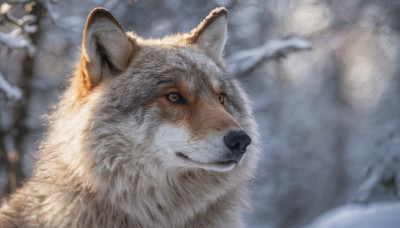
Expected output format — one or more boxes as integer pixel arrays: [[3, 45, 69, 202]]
[[1, 0, 400, 227]]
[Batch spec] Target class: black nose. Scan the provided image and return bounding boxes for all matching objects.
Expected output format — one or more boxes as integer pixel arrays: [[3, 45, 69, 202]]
[[224, 129, 251, 155]]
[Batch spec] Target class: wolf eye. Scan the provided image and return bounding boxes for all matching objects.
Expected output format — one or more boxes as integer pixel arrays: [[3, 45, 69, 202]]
[[166, 92, 186, 104], [218, 93, 227, 105]]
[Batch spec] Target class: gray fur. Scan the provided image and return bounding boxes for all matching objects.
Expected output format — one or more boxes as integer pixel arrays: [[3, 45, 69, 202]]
[[0, 7, 260, 228]]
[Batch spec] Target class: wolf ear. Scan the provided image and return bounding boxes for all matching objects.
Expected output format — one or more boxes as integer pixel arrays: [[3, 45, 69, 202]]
[[187, 7, 228, 62], [81, 8, 135, 88]]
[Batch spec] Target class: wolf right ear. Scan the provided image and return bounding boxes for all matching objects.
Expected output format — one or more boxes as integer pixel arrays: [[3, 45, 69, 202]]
[[80, 8, 135, 90], [187, 7, 228, 63]]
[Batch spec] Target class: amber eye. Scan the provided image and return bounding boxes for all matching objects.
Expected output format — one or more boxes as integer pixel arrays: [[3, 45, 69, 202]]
[[218, 93, 227, 105], [166, 92, 186, 104]]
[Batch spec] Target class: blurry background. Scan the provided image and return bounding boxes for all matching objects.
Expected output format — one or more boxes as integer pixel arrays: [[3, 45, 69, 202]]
[[0, 0, 399, 227]]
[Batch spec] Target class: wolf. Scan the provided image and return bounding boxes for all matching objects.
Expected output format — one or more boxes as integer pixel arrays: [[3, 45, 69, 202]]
[[0, 7, 260, 227]]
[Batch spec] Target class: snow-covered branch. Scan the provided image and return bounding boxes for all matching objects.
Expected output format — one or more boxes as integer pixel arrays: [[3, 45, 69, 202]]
[[5, 13, 38, 33], [227, 36, 311, 77], [0, 1, 41, 55], [0, 71, 23, 101], [0, 30, 36, 55]]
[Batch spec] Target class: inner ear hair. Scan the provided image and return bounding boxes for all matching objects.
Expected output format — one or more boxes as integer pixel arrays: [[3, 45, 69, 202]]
[[95, 36, 122, 75]]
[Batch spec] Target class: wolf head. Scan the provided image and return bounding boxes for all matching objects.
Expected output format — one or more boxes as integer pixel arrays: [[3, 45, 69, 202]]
[[69, 7, 258, 175]]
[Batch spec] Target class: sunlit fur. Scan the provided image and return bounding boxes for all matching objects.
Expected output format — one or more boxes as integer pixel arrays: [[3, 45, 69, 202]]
[[0, 7, 260, 227]]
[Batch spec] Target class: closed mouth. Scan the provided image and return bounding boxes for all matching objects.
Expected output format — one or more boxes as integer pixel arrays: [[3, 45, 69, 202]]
[[176, 152, 237, 172]]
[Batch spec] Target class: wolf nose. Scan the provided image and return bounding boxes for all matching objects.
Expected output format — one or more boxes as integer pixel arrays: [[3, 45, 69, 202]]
[[224, 129, 251, 155]]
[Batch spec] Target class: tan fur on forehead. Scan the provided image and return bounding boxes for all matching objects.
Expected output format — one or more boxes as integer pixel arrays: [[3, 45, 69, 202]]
[[120, 8, 228, 48]]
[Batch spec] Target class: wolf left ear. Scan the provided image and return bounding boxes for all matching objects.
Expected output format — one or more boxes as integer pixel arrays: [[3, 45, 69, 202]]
[[80, 8, 135, 89], [187, 7, 228, 62]]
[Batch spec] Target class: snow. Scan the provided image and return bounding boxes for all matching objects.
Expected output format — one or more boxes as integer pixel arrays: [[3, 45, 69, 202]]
[[305, 202, 400, 228]]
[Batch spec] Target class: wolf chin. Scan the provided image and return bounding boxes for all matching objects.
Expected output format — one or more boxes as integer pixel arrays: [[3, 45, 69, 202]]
[[0, 7, 260, 227]]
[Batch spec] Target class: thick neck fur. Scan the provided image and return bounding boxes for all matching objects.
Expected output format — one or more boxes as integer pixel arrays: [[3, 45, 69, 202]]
[[4, 83, 258, 228]]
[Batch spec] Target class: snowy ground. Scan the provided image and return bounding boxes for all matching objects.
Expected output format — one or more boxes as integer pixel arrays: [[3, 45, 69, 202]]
[[306, 202, 400, 228]]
